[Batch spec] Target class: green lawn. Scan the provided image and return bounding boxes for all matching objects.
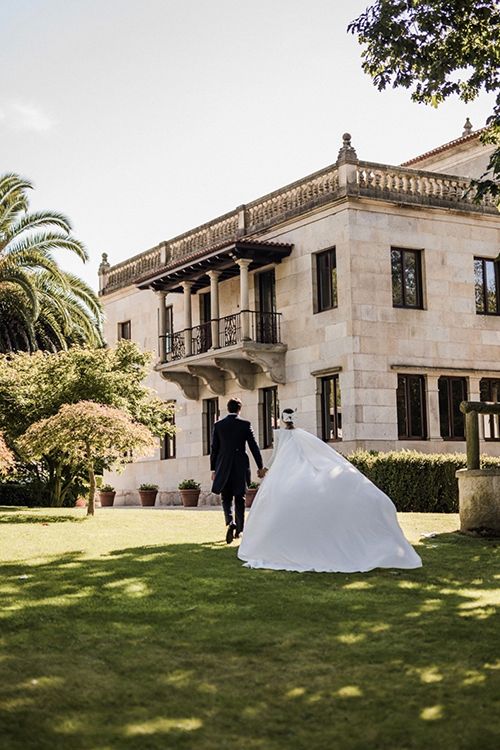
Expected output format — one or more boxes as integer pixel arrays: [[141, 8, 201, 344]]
[[0, 508, 498, 750]]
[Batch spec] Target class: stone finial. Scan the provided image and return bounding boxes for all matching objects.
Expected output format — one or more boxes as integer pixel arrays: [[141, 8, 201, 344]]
[[462, 117, 473, 136], [337, 132, 358, 163], [98, 252, 110, 274]]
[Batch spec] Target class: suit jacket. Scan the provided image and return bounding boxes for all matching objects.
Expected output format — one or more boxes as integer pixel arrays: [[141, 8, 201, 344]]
[[210, 414, 263, 496]]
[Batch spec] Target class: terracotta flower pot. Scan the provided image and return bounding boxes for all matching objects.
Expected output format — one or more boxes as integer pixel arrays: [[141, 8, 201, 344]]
[[74, 497, 87, 508], [245, 488, 258, 508], [98, 491, 115, 507], [139, 490, 157, 507], [179, 489, 200, 507]]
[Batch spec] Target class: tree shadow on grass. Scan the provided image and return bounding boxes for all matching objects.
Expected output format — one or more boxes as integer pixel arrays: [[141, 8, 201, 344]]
[[0, 514, 84, 524], [0, 535, 498, 750]]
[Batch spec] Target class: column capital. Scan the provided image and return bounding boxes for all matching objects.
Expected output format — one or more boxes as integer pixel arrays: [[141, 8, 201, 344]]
[[181, 280, 194, 292], [156, 289, 167, 299], [207, 269, 222, 280], [236, 257, 252, 269]]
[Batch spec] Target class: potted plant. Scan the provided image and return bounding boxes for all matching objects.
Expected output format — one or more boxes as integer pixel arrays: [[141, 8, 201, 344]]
[[98, 483, 116, 507], [138, 483, 158, 507], [178, 479, 201, 507], [245, 481, 260, 508]]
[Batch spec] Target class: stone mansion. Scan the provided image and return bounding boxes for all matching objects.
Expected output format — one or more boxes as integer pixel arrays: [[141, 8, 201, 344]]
[[100, 125, 500, 504]]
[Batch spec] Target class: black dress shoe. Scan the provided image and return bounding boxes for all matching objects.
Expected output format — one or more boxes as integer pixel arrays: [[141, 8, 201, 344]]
[[226, 523, 236, 544]]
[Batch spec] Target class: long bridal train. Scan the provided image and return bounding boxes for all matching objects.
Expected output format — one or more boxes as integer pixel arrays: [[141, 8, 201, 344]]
[[238, 428, 422, 573]]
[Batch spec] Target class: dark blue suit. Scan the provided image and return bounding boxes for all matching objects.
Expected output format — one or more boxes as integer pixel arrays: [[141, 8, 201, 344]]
[[210, 414, 263, 532]]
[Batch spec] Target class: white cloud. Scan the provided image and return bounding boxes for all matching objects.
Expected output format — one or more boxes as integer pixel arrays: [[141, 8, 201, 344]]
[[0, 102, 53, 132]]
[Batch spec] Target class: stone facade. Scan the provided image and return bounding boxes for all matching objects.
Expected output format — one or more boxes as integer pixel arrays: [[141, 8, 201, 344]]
[[100, 129, 500, 506]]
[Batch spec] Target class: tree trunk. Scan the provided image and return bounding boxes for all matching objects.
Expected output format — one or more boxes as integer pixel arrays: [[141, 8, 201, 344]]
[[47, 460, 64, 507], [86, 442, 95, 516]]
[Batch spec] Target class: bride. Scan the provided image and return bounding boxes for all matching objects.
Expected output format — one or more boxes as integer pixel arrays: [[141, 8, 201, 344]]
[[238, 409, 422, 573]]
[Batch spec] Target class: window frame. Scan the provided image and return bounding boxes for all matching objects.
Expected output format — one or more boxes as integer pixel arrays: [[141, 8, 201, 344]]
[[260, 386, 279, 449], [319, 374, 342, 442], [480, 378, 500, 441], [202, 397, 219, 455], [396, 374, 428, 440], [438, 376, 467, 440], [391, 247, 424, 310], [117, 320, 131, 340], [474, 257, 500, 316], [160, 401, 176, 460], [314, 247, 338, 313]]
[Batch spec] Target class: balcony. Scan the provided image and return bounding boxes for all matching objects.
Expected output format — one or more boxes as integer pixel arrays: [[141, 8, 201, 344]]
[[156, 310, 286, 399]]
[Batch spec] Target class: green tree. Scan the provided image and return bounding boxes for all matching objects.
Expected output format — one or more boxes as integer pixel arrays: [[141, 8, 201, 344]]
[[0, 173, 103, 351], [19, 401, 155, 515], [0, 341, 174, 505], [348, 0, 500, 204]]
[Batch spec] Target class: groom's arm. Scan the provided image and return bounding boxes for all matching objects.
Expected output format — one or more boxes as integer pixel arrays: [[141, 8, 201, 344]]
[[246, 423, 263, 471]]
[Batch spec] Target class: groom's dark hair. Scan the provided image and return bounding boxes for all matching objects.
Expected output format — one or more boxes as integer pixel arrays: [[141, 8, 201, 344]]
[[227, 398, 242, 414]]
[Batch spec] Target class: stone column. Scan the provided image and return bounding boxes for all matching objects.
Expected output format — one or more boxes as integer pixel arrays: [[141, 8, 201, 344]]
[[182, 281, 193, 356], [426, 375, 442, 440], [207, 270, 221, 349], [157, 291, 167, 363], [468, 376, 484, 439], [236, 258, 251, 340]]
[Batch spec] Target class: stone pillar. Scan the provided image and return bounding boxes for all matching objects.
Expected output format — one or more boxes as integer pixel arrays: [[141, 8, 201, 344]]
[[426, 375, 441, 440], [336, 133, 358, 189], [207, 270, 221, 349], [182, 281, 193, 356], [236, 258, 251, 340], [468, 376, 483, 439], [98, 252, 111, 294], [157, 291, 167, 362]]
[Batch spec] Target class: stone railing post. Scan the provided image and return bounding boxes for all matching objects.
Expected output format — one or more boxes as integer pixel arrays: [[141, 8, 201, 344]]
[[98, 252, 111, 294], [337, 133, 358, 190]]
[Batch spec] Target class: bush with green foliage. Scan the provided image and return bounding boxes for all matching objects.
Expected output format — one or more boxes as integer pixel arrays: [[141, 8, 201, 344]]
[[348, 450, 500, 513], [139, 483, 158, 491]]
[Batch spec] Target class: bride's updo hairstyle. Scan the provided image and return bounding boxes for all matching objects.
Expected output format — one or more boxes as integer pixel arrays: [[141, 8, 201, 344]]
[[282, 408, 296, 429]]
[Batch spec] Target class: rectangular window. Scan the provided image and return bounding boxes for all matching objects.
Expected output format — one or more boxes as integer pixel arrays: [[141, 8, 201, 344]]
[[480, 378, 500, 441], [260, 386, 280, 449], [315, 248, 337, 312], [391, 248, 423, 309], [438, 377, 467, 439], [160, 402, 176, 459], [474, 257, 500, 315], [117, 320, 131, 340], [396, 374, 427, 439], [202, 398, 219, 455], [320, 374, 342, 441]]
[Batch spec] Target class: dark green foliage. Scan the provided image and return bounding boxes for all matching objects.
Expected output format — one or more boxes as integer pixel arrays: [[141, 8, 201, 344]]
[[349, 450, 500, 512], [0, 481, 75, 507], [348, 1, 500, 204]]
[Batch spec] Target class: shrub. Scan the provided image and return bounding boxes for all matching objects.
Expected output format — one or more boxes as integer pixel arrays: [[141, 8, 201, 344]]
[[348, 450, 500, 513], [139, 483, 158, 491], [248, 481, 260, 489], [100, 484, 115, 492], [178, 479, 200, 490], [0, 481, 73, 508]]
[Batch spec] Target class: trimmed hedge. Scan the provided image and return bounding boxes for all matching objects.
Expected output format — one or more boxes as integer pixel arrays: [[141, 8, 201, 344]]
[[0, 482, 75, 508], [348, 450, 500, 513]]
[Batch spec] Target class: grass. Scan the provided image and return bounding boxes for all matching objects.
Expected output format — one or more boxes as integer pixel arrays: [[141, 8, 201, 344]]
[[0, 508, 498, 750]]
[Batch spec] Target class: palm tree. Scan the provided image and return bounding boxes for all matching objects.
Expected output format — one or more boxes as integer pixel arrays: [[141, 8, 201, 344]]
[[0, 173, 103, 352]]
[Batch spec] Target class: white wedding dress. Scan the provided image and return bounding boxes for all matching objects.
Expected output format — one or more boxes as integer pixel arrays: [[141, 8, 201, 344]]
[[238, 428, 422, 573]]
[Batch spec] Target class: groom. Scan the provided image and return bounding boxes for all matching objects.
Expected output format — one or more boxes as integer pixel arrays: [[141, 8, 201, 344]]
[[210, 397, 265, 544]]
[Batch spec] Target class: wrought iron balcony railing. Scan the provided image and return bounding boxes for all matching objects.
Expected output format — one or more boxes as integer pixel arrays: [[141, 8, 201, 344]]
[[159, 310, 282, 363]]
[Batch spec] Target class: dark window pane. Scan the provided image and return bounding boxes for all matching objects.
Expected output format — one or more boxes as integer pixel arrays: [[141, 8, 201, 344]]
[[485, 261, 498, 313], [320, 375, 341, 441], [450, 379, 465, 438], [439, 377, 466, 439], [403, 251, 418, 307], [475, 259, 485, 313], [316, 249, 337, 312], [391, 249, 403, 306], [480, 378, 500, 440], [203, 398, 219, 455], [408, 376, 424, 437], [396, 375, 408, 437], [438, 378, 450, 438]]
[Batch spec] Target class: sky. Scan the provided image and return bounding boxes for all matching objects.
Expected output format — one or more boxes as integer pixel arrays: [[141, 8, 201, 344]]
[[0, 0, 495, 290]]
